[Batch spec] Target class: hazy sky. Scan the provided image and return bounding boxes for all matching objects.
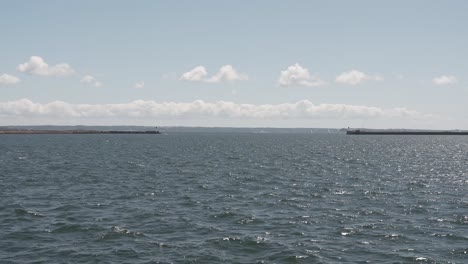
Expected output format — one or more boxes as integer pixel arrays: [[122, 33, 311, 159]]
[[1, 1, 467, 128]]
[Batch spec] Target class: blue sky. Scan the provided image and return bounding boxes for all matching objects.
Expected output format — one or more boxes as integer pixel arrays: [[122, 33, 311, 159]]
[[1, 1, 467, 128]]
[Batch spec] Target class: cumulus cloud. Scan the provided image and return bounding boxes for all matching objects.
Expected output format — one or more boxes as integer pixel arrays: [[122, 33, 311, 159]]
[[134, 81, 145, 89], [432, 75, 457, 85], [278, 63, 324, 87], [335, 70, 382, 85], [80, 75, 102, 87], [0, 74, 20, 85], [180, 65, 248, 83], [180, 66, 208, 81], [17, 56, 75, 76], [0, 98, 428, 121], [207, 65, 248, 82]]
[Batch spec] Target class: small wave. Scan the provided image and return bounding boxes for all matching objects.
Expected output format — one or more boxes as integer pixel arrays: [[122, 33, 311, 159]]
[[357, 208, 386, 216], [384, 233, 403, 240], [333, 190, 351, 195], [127, 160, 146, 167], [339, 227, 358, 237], [111, 225, 144, 236], [237, 215, 265, 225], [428, 216, 445, 222], [216, 234, 274, 248], [99, 226, 145, 240], [265, 250, 319, 263], [430, 233, 467, 241], [222, 236, 241, 241], [449, 247, 468, 257], [456, 215, 468, 225], [211, 211, 236, 219], [286, 215, 317, 225], [148, 240, 170, 248], [14, 208, 44, 217]]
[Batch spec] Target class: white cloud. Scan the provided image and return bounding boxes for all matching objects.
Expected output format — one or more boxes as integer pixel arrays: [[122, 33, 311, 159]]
[[335, 70, 382, 85], [432, 75, 457, 85], [134, 81, 145, 89], [0, 74, 20, 85], [17, 56, 75, 76], [0, 98, 428, 121], [278, 63, 324, 87], [180, 65, 248, 83], [207, 65, 248, 83], [180, 66, 208, 81], [80, 75, 102, 87]]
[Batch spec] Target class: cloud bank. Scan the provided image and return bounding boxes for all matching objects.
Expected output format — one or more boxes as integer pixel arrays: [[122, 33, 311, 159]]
[[0, 98, 427, 121], [432, 75, 457, 85], [17, 56, 75, 77], [335, 70, 383, 85], [180, 65, 248, 83], [278, 63, 324, 87], [0, 74, 20, 85], [80, 75, 102, 87]]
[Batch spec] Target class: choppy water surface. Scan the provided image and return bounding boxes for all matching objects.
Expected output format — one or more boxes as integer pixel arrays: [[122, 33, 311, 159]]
[[0, 133, 467, 263]]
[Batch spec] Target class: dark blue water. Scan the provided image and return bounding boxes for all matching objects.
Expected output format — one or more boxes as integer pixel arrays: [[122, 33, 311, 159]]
[[1, 133, 467, 263]]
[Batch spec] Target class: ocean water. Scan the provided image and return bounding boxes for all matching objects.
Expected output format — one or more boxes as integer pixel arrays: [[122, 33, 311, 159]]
[[0, 133, 467, 263]]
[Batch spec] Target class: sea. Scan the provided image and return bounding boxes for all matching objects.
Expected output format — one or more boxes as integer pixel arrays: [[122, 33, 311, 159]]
[[0, 132, 467, 263]]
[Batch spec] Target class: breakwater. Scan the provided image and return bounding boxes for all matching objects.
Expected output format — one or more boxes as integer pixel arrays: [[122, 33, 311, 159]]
[[347, 130, 468, 135]]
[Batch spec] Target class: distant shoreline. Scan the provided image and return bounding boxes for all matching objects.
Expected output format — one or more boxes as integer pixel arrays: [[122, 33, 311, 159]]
[[2, 126, 468, 135], [0, 130, 161, 135]]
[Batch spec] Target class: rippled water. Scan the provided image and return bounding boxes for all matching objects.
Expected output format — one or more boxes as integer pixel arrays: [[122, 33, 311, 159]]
[[0, 133, 467, 263]]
